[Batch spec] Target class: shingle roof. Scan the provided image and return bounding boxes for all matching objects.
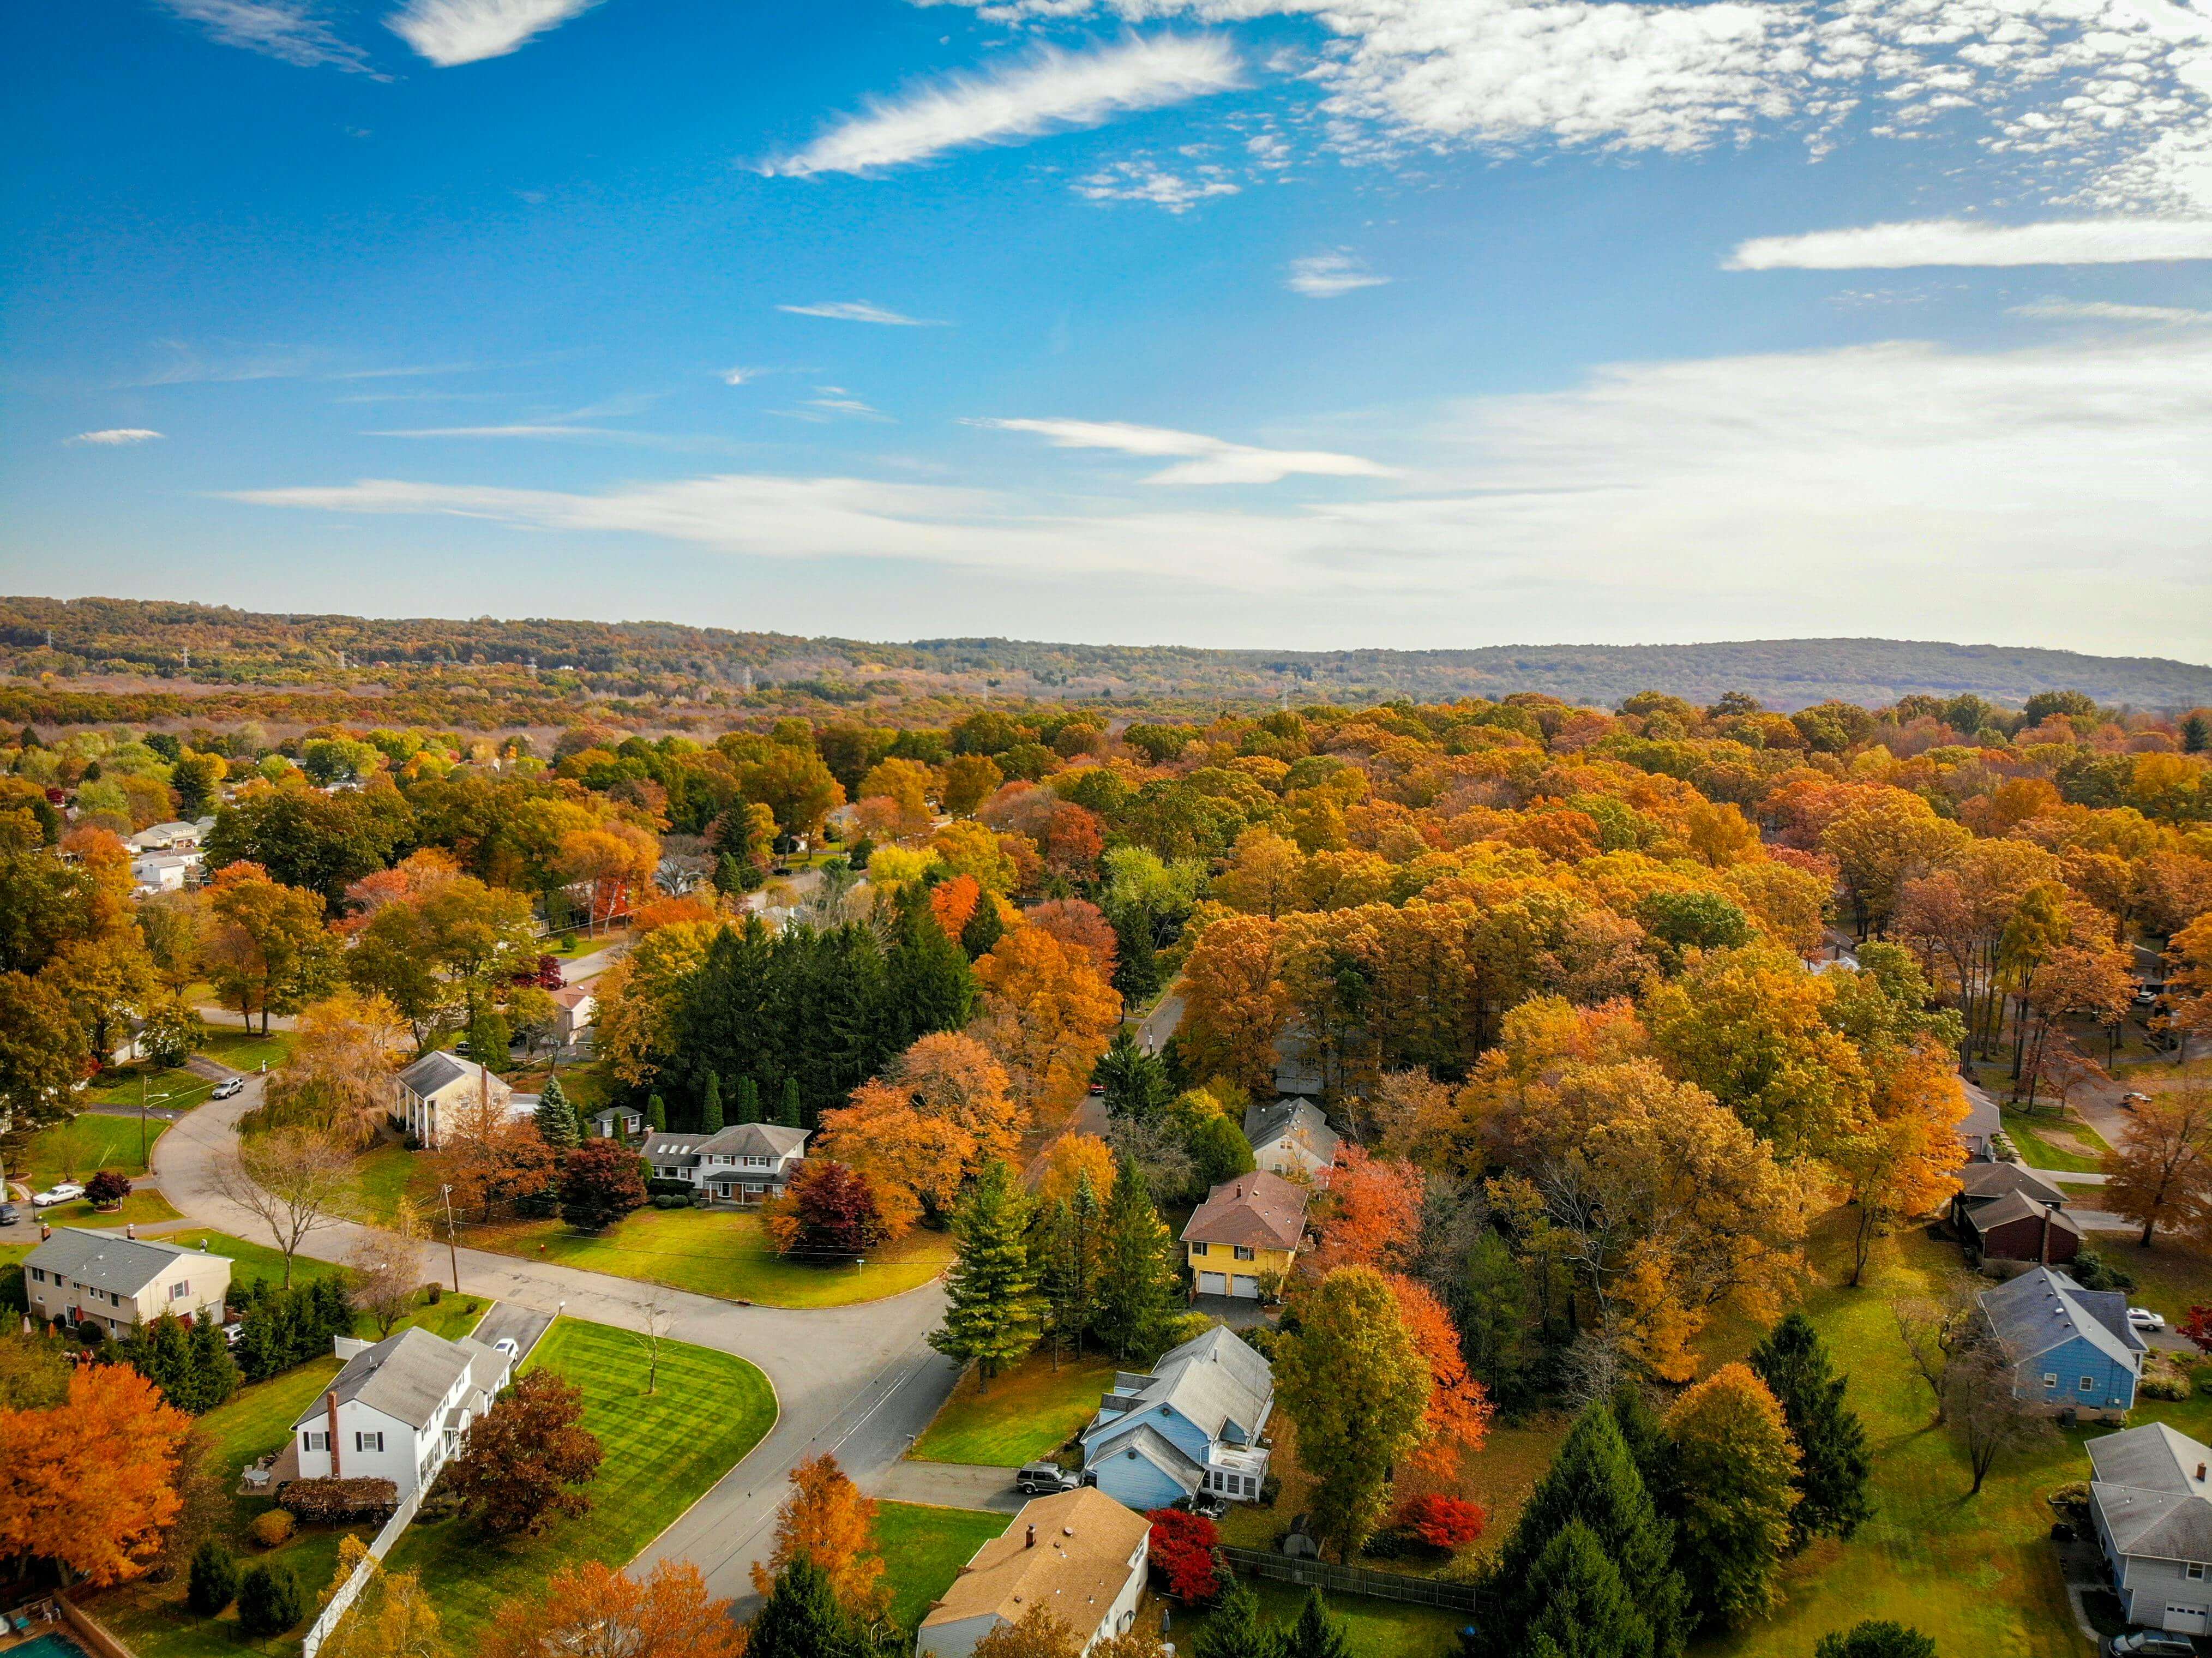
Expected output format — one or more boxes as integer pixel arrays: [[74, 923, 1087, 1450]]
[[1086, 1325, 1273, 1455], [642, 1124, 808, 1163], [396, 1051, 473, 1096], [26, 1228, 225, 1297], [1965, 1191, 2084, 1240], [550, 984, 593, 1009], [2091, 1423, 2212, 1561], [2092, 1422, 2212, 1494], [1181, 1171, 1307, 1252], [1090, 1421, 1205, 1488], [1980, 1266, 2142, 1371], [1958, 1080, 2003, 1146], [291, 1327, 503, 1434], [920, 1488, 1150, 1636], [1956, 1162, 2067, 1205], [1242, 1098, 1338, 1165]]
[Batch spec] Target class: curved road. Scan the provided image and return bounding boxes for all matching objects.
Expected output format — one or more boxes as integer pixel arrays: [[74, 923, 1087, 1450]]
[[151, 1078, 964, 1614]]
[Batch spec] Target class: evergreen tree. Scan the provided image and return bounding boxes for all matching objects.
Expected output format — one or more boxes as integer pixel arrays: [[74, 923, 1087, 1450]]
[[778, 1076, 802, 1128], [1036, 1170, 1105, 1364], [185, 1316, 239, 1413], [188, 1539, 240, 1616], [1521, 1520, 1654, 1658], [2184, 712, 2211, 755], [1279, 1589, 1351, 1658], [734, 1076, 762, 1125], [237, 1564, 303, 1639], [1665, 1363, 1800, 1629], [889, 888, 978, 1035], [700, 1073, 725, 1133], [960, 897, 1004, 960], [1610, 1386, 1676, 1517], [1460, 1231, 1536, 1408], [1480, 1402, 1686, 1658], [1749, 1313, 1873, 1546], [646, 1093, 666, 1133], [535, 1072, 580, 1151], [1091, 1156, 1179, 1360], [931, 1160, 1044, 1384], [747, 1554, 861, 1658], [1192, 1581, 1279, 1658], [1814, 1624, 1937, 1658], [1095, 1028, 1174, 1120]]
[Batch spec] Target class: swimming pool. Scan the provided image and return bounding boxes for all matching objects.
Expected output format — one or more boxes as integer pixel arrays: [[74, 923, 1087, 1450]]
[[9, 1631, 92, 1657]]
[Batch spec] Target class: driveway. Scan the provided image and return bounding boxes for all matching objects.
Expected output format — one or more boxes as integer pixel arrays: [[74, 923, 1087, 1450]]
[[471, 1301, 555, 1362], [152, 1077, 958, 1613], [870, 1460, 1025, 1514]]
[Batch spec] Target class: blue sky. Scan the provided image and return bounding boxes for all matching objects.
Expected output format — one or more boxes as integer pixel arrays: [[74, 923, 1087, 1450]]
[[4, 0, 2210, 655]]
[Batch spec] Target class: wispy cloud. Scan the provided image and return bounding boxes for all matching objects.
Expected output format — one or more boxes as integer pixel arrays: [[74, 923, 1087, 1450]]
[[778, 301, 946, 326], [70, 429, 165, 446], [723, 367, 766, 386], [1073, 159, 1240, 212], [1286, 251, 1389, 298], [1728, 219, 2212, 270], [2009, 298, 2212, 324], [153, 0, 371, 71], [975, 417, 1399, 485], [384, 0, 599, 66], [364, 424, 632, 439], [762, 35, 1241, 178]]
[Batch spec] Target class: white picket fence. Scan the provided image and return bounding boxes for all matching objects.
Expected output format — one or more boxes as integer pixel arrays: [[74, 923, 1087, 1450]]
[[298, 1484, 424, 1658]]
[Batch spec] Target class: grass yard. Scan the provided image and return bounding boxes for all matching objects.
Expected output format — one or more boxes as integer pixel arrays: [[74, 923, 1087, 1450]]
[[167, 1230, 488, 1341], [20, 1111, 170, 1185], [1230, 1581, 1466, 1658], [349, 1138, 434, 1224], [912, 1350, 1119, 1467], [2002, 1110, 2109, 1174], [87, 1061, 217, 1113], [468, 1205, 955, 1307], [195, 1023, 297, 1073], [873, 1501, 1007, 1627], [384, 1317, 776, 1639], [43, 1187, 187, 1229]]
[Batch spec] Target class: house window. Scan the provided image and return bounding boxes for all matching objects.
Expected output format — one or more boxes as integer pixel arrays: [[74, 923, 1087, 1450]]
[[746, 1155, 770, 1168], [1191, 1242, 1209, 1257], [30, 1268, 44, 1283], [171, 1280, 191, 1300], [2190, 1564, 2207, 1582], [2042, 1373, 2059, 1389], [304, 1432, 328, 1451], [1233, 1246, 1255, 1262], [356, 1432, 384, 1453], [2079, 1377, 2097, 1393]]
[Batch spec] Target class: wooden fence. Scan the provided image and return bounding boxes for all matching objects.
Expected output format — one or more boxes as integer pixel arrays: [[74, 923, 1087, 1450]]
[[1218, 1546, 1488, 1614]]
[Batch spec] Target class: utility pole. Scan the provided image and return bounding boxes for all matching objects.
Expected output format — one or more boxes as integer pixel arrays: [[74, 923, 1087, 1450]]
[[441, 1184, 461, 1291], [139, 1068, 148, 1166]]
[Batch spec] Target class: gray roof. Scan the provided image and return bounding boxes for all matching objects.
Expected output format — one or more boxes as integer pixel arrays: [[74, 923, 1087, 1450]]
[[2091, 1423, 2212, 1561], [1956, 1161, 2067, 1206], [1111, 1326, 1272, 1447], [291, 1327, 506, 1434], [1958, 1080, 2002, 1145], [1980, 1267, 2143, 1371], [1242, 1098, 1338, 1163], [396, 1050, 473, 1096], [1092, 1422, 1204, 1494], [644, 1123, 807, 1162], [26, 1228, 226, 1297]]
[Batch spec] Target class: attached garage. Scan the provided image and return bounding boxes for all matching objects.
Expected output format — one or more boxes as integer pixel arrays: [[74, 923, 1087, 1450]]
[[1231, 1275, 1261, 1299], [2163, 1605, 2210, 1636], [1198, 1272, 1228, 1296]]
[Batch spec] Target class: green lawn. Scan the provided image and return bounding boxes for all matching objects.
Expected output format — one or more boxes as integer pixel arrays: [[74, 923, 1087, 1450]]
[[41, 1187, 187, 1230], [874, 1501, 1007, 1628], [2002, 1111, 2110, 1174], [385, 1317, 775, 1638], [176, 1230, 487, 1341], [350, 1139, 431, 1224], [195, 1023, 297, 1073], [87, 1061, 218, 1113], [1230, 1580, 1466, 1658], [912, 1350, 1119, 1467], [19, 1111, 170, 1184], [468, 1206, 955, 1307]]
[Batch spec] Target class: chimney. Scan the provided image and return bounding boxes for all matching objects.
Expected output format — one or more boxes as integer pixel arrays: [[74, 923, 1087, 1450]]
[[2198, 1464, 2207, 1481], [326, 1390, 342, 1476], [1025, 1525, 1036, 1550], [2040, 1203, 2052, 1266]]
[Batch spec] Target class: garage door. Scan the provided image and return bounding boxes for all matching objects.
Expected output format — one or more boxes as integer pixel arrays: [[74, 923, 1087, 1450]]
[[1232, 1275, 1261, 1299], [2163, 1605, 2209, 1635], [1198, 1272, 1228, 1296]]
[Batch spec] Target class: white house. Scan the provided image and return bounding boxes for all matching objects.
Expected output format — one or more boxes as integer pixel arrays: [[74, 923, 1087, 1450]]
[[917, 1488, 1150, 1658], [549, 983, 596, 1045], [127, 821, 204, 854], [23, 1229, 232, 1339], [2088, 1421, 2212, 1635], [1080, 1325, 1273, 1511], [131, 850, 202, 894], [585, 1104, 646, 1140], [642, 1123, 808, 1204], [287, 1326, 511, 1501], [1241, 1097, 1338, 1182], [391, 1051, 536, 1149]]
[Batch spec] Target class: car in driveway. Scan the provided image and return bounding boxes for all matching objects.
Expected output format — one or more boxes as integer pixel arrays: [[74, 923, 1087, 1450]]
[[212, 1077, 245, 1100], [1014, 1462, 1083, 1496], [31, 1183, 85, 1209], [492, 1336, 521, 1362], [2107, 1634, 2195, 1656], [2128, 1307, 2168, 1332], [0, 1201, 21, 1226]]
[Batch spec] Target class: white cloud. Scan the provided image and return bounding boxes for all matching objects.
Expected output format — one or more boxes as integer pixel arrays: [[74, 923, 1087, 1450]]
[[723, 367, 763, 386], [153, 0, 370, 71], [365, 424, 633, 438], [385, 0, 599, 65], [764, 35, 1241, 177], [973, 417, 1400, 484], [70, 429, 165, 445], [2010, 298, 2212, 323], [1073, 158, 1241, 211], [1728, 218, 2212, 269], [1286, 250, 1388, 297], [778, 301, 946, 326]]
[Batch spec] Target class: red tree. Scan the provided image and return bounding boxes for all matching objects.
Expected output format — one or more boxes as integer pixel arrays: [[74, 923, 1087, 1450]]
[[2183, 1307, 2212, 1356], [771, 1159, 889, 1256], [1145, 1509, 1221, 1603], [1396, 1493, 1486, 1551], [560, 1137, 646, 1230]]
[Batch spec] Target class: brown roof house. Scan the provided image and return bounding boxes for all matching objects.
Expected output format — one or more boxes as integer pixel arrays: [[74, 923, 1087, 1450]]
[[1181, 1170, 1308, 1301], [917, 1488, 1151, 1658], [1952, 1162, 2080, 1266]]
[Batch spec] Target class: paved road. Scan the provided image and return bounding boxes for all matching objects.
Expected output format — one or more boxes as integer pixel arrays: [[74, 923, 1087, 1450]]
[[471, 1302, 555, 1361], [1133, 987, 1184, 1056], [872, 1461, 1025, 1513], [152, 1076, 964, 1614], [558, 940, 631, 985]]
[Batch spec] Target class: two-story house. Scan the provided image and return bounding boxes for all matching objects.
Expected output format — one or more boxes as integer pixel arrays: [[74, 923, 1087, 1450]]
[[1241, 1098, 1338, 1184], [917, 1488, 1151, 1658], [23, 1229, 232, 1338], [1079, 1325, 1273, 1510], [2088, 1421, 2212, 1636], [391, 1052, 537, 1149], [1181, 1170, 1308, 1300], [641, 1122, 809, 1203], [287, 1326, 512, 1501], [1979, 1265, 2144, 1420]]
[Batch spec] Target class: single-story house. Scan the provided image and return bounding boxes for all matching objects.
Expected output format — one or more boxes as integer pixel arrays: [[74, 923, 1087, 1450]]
[[1242, 1098, 1338, 1183], [2088, 1421, 2212, 1635], [390, 1051, 534, 1149], [586, 1104, 646, 1141], [288, 1326, 512, 1501], [23, 1229, 232, 1339], [1958, 1080, 2003, 1162], [1080, 1325, 1273, 1510], [131, 850, 202, 894], [1962, 1191, 2083, 1266], [642, 1122, 809, 1203], [550, 983, 596, 1044], [917, 1488, 1151, 1658], [1979, 1265, 2143, 1420], [1181, 1170, 1307, 1300]]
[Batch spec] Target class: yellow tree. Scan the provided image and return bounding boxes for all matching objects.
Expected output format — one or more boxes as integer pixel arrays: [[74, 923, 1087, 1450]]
[[591, 919, 722, 1090], [262, 988, 406, 1145], [973, 926, 1121, 1122], [750, 1453, 886, 1613], [1039, 1132, 1116, 1209], [1213, 828, 1308, 920], [1665, 1363, 1800, 1626], [1178, 912, 1290, 1094], [316, 1536, 448, 1658], [1828, 1046, 1969, 1285], [1819, 790, 1970, 938], [205, 861, 340, 1034], [2103, 1081, 2212, 1248]]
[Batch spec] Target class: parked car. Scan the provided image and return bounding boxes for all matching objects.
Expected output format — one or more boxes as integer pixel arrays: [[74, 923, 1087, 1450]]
[[223, 1322, 245, 1348], [212, 1077, 245, 1101], [2127, 1307, 2167, 1331], [2108, 1635, 2196, 1657], [493, 1337, 521, 1362], [32, 1184, 85, 1209], [1015, 1462, 1081, 1496], [0, 1201, 21, 1226]]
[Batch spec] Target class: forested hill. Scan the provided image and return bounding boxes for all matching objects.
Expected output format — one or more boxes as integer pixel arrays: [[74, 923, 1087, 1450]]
[[3, 596, 2208, 713]]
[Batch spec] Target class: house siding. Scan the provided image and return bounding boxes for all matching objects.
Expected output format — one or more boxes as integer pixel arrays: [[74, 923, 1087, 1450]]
[[2017, 1333, 2135, 1413], [1979, 1211, 2081, 1264], [1090, 1451, 1192, 1513], [1185, 1240, 1295, 1297]]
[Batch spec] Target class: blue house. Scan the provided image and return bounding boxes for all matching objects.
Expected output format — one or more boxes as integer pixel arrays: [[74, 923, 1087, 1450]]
[[1979, 1266, 2145, 1421], [1079, 1326, 1273, 1511]]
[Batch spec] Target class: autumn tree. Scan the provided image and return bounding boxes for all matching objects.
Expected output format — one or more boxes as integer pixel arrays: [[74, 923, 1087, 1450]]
[[765, 1158, 893, 1256], [1388, 1274, 1493, 1477], [431, 1083, 557, 1222], [205, 862, 340, 1034], [212, 1125, 357, 1287], [262, 989, 405, 1145], [975, 1608, 1084, 1658], [315, 1535, 449, 1658], [932, 1160, 1044, 1385], [346, 1199, 429, 1337], [0, 1361, 193, 1585], [1946, 1321, 2052, 1495], [2102, 1080, 2212, 1248], [447, 1369, 604, 1535], [1665, 1363, 1800, 1627], [1310, 1145, 1424, 1276], [1179, 913, 1290, 1094], [0, 970, 88, 1149], [816, 1032, 1023, 1224], [480, 1560, 742, 1658], [1828, 1047, 1969, 1285], [561, 1136, 647, 1230], [974, 925, 1122, 1121], [1039, 1132, 1116, 1211], [750, 1453, 885, 1615]]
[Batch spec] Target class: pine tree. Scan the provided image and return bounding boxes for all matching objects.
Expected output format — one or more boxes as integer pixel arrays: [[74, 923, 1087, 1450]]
[[1091, 1156, 1179, 1360], [188, 1540, 239, 1615], [1481, 1401, 1686, 1658], [1036, 1171, 1103, 1366], [778, 1076, 803, 1128], [2184, 712, 2211, 755], [746, 1555, 861, 1658], [1666, 1363, 1800, 1629], [1749, 1313, 1873, 1546], [237, 1563, 303, 1639], [1521, 1520, 1655, 1658], [931, 1160, 1044, 1385], [960, 897, 1004, 960], [1279, 1589, 1351, 1658], [700, 1074, 725, 1133], [734, 1076, 762, 1125], [1814, 1624, 1937, 1658], [646, 1093, 666, 1133], [185, 1317, 238, 1414], [1192, 1581, 1279, 1658], [536, 1073, 579, 1151]]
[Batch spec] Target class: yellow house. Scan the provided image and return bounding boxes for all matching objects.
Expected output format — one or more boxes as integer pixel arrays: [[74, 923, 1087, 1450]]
[[1181, 1170, 1308, 1300]]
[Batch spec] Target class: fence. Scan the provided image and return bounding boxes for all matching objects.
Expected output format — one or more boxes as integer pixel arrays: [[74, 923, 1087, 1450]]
[[299, 1482, 425, 1658], [1218, 1546, 1488, 1614]]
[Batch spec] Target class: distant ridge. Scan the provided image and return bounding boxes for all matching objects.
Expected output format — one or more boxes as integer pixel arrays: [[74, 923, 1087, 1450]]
[[3, 597, 2208, 713]]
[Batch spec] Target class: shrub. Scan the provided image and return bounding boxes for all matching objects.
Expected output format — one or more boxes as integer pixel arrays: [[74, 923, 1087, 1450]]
[[2142, 1366, 2193, 1402], [652, 1193, 689, 1210], [0, 1264, 25, 1314], [1146, 1507, 1221, 1603], [1258, 1473, 1281, 1510], [2046, 1481, 2090, 1521], [1397, 1493, 1488, 1551], [646, 1177, 696, 1198], [249, 1508, 295, 1548], [424, 1281, 443, 1303], [236, 1563, 304, 1638], [1360, 1528, 1410, 1559], [2070, 1247, 2136, 1294], [85, 1169, 135, 1208], [187, 1540, 239, 1615], [76, 1320, 107, 1347], [279, 1476, 400, 1524]]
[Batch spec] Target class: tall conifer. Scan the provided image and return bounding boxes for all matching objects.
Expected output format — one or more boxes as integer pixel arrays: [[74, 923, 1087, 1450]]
[[1091, 1156, 1178, 1361], [1750, 1312, 1873, 1546], [700, 1074, 725, 1133], [930, 1160, 1043, 1385]]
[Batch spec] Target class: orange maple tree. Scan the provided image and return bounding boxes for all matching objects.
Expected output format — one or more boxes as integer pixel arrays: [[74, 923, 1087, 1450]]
[[479, 1559, 743, 1658], [973, 927, 1122, 1120], [750, 1453, 886, 1614], [929, 873, 983, 940], [1310, 1144, 1425, 1277], [0, 1362, 193, 1585], [1386, 1274, 1493, 1476]]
